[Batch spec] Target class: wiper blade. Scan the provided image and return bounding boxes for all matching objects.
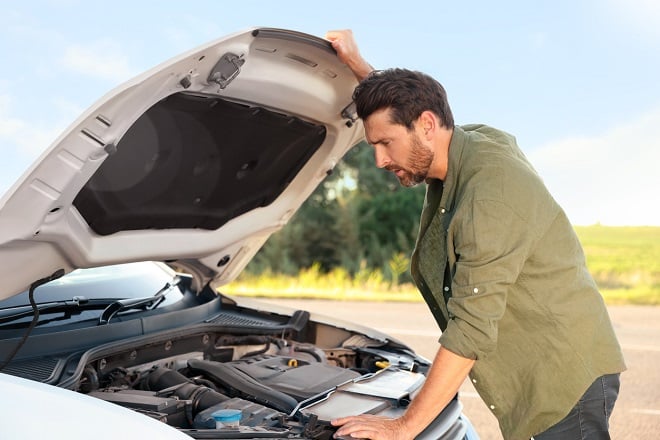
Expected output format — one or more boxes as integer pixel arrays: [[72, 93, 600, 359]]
[[98, 276, 181, 325], [0, 296, 89, 325]]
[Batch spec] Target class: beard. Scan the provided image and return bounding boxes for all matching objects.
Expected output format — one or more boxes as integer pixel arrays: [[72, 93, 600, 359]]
[[386, 132, 434, 187]]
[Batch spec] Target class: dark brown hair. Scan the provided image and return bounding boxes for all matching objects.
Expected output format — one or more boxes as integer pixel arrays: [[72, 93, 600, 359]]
[[352, 68, 454, 130]]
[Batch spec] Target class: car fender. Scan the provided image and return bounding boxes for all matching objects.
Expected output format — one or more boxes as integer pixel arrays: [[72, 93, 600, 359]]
[[0, 373, 189, 439]]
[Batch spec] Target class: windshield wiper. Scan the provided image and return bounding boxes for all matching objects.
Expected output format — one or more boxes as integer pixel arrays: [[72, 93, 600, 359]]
[[98, 276, 182, 325], [0, 296, 90, 325]]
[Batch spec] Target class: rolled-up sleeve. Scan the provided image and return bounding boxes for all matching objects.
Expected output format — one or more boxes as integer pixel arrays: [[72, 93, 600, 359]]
[[439, 197, 534, 360]]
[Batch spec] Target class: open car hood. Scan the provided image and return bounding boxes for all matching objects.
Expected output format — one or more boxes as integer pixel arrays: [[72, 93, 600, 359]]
[[0, 28, 363, 300]]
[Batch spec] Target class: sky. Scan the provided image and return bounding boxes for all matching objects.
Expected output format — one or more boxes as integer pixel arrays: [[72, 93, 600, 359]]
[[1, 0, 659, 226]]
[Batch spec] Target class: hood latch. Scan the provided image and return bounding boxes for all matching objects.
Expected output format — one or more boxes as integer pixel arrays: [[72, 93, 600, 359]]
[[208, 52, 245, 89]]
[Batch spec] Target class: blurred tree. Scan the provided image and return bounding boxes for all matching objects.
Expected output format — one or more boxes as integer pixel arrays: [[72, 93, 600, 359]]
[[245, 141, 426, 282]]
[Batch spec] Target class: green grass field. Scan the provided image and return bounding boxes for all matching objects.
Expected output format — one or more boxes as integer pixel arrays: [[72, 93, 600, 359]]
[[574, 225, 660, 304], [224, 225, 660, 305]]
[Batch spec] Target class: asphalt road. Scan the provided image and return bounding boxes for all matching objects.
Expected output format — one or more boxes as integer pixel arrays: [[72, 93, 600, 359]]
[[256, 299, 660, 440]]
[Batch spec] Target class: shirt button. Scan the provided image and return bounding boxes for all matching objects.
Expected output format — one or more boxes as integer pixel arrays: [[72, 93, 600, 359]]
[[473, 287, 479, 294], [444, 286, 450, 291], [440, 208, 446, 213], [489, 405, 495, 410], [472, 379, 477, 384]]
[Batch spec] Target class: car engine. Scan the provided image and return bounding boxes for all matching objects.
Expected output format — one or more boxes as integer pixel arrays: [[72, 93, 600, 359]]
[[75, 332, 426, 439]]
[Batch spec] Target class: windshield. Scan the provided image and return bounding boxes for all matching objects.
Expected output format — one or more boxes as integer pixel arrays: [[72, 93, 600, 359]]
[[0, 262, 184, 327]]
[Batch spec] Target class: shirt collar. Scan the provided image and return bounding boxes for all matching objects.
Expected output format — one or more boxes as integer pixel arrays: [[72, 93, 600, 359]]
[[427, 125, 467, 213]]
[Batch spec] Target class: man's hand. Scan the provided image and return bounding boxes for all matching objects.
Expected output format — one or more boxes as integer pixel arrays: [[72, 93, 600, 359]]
[[331, 414, 411, 440], [325, 29, 374, 81], [331, 347, 475, 440]]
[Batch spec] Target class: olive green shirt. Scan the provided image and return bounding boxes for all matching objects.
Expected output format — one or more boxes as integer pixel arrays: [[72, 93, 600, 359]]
[[410, 125, 626, 440]]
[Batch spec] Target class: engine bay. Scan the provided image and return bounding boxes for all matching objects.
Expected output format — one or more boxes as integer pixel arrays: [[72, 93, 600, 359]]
[[74, 330, 427, 439]]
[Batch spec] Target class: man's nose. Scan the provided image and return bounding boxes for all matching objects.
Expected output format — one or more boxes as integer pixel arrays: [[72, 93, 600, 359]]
[[373, 146, 390, 169]]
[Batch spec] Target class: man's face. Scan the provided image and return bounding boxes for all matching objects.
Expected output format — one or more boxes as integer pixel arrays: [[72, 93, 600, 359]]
[[364, 108, 434, 187]]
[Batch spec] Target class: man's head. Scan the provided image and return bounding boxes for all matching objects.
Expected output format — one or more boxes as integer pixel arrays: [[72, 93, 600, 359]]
[[352, 68, 454, 130], [352, 69, 454, 186]]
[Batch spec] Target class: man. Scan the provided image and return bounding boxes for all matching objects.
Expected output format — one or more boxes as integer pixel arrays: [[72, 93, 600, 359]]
[[325, 30, 626, 440]]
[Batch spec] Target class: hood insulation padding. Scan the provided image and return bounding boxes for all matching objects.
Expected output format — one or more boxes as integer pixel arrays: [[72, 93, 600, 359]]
[[74, 93, 326, 235]]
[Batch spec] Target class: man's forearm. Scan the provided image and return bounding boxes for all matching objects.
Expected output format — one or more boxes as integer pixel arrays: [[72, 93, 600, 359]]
[[399, 346, 475, 437], [345, 58, 374, 82]]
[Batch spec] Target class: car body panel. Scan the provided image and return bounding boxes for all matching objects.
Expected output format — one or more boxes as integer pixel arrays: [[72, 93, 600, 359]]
[[1, 372, 190, 439], [0, 28, 363, 301]]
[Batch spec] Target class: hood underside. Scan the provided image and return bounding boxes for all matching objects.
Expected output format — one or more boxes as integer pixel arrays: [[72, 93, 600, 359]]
[[0, 28, 363, 300], [74, 93, 327, 236]]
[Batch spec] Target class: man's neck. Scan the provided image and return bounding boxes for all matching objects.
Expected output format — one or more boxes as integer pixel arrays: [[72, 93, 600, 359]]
[[428, 126, 453, 181]]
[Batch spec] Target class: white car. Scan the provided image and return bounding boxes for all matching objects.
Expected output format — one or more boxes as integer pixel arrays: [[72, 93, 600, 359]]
[[0, 28, 479, 440]]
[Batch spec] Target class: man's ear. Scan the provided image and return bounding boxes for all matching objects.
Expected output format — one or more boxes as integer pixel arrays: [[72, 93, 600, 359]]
[[417, 111, 437, 140]]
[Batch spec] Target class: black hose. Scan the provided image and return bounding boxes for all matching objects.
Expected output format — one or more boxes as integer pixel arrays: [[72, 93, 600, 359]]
[[143, 366, 230, 415]]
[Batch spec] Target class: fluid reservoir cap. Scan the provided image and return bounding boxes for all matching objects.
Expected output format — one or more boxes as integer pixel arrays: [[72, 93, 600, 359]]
[[212, 409, 242, 428]]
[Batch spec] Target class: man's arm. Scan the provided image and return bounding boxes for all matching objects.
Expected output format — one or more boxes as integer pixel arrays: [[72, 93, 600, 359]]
[[325, 29, 374, 81], [331, 346, 475, 440]]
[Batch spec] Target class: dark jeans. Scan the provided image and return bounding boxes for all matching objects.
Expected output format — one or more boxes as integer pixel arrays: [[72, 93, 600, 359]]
[[532, 374, 620, 440]]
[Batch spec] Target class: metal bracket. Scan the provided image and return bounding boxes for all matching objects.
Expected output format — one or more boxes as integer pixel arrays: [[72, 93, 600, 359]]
[[207, 52, 245, 89], [341, 101, 358, 127]]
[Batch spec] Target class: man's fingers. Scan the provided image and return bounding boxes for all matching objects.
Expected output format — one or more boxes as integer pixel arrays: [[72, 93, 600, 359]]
[[331, 416, 355, 426], [331, 415, 397, 440], [325, 29, 353, 40]]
